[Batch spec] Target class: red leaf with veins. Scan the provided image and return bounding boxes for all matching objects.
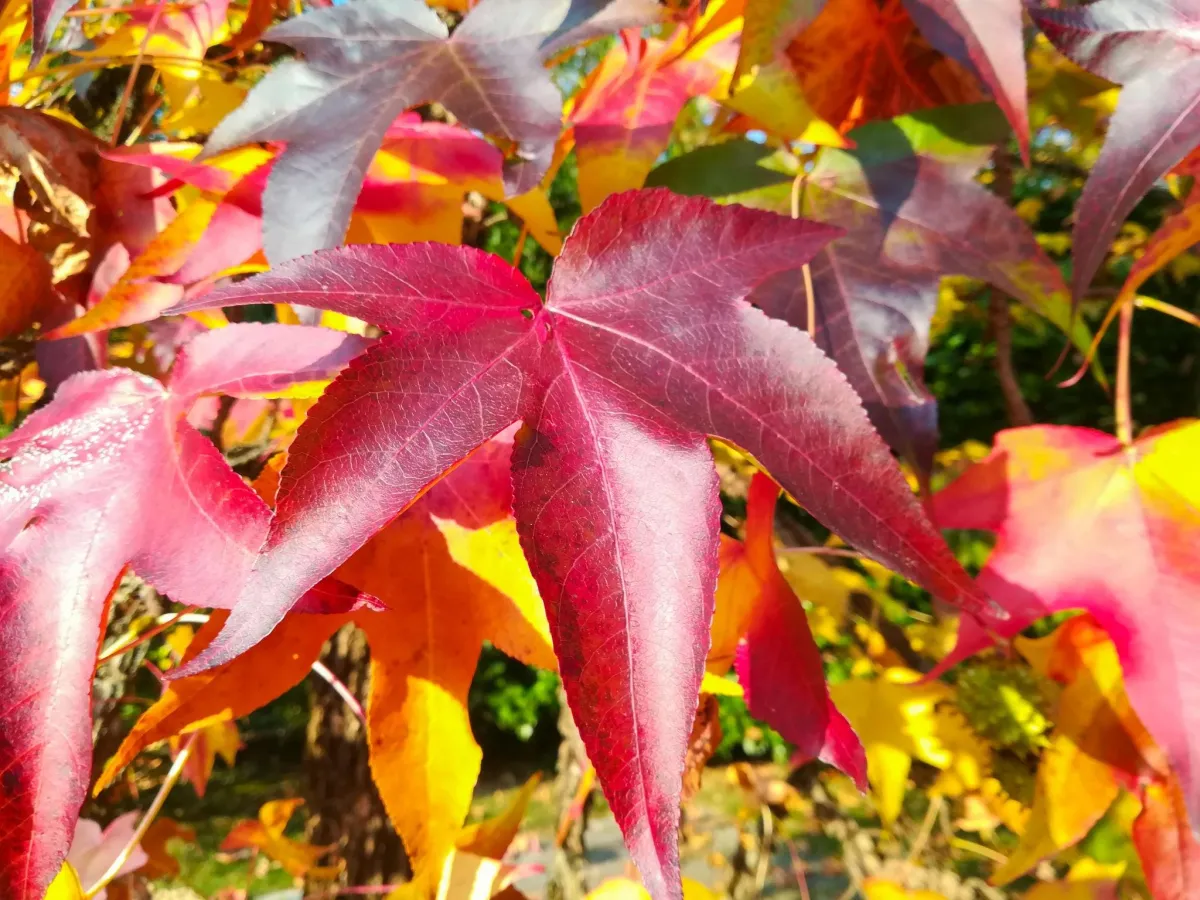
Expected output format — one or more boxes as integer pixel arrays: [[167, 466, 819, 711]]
[[201, 0, 657, 263], [1030, 0, 1200, 302], [166, 188, 990, 900], [734, 474, 866, 788], [0, 323, 370, 900]]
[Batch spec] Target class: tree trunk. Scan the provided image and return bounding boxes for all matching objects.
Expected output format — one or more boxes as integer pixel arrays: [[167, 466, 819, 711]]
[[547, 684, 590, 900], [304, 623, 410, 890]]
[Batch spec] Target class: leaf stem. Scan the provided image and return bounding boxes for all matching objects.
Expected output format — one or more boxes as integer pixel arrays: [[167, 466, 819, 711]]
[[96, 606, 199, 667], [109, 0, 169, 147], [310, 659, 366, 723], [1116, 297, 1134, 445], [1134, 295, 1200, 329], [790, 171, 816, 336], [83, 731, 198, 899]]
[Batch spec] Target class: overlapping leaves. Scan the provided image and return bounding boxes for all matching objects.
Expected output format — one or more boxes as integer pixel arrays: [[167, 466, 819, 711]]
[[0, 323, 370, 900], [163, 189, 990, 898]]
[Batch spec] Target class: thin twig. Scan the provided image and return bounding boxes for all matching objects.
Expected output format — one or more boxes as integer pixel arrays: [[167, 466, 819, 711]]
[[125, 70, 165, 144], [987, 292, 1033, 426], [96, 606, 199, 666], [311, 659, 366, 723], [108, 0, 169, 146], [1115, 298, 1134, 445], [949, 837, 1008, 865], [906, 795, 943, 864], [83, 731, 199, 899], [784, 838, 812, 900], [512, 221, 530, 266]]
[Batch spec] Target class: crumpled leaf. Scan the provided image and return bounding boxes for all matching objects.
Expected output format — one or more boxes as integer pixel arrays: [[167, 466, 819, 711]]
[[220, 798, 337, 879], [0, 323, 369, 900], [1030, 0, 1200, 302], [200, 0, 654, 262], [932, 422, 1200, 829], [167, 188, 989, 900]]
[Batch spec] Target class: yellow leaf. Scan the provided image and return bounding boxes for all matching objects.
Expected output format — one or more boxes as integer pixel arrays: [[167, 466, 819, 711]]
[[862, 879, 949, 900], [700, 671, 743, 697], [43, 862, 83, 900], [828, 669, 975, 825], [585, 878, 650, 900], [775, 550, 852, 644]]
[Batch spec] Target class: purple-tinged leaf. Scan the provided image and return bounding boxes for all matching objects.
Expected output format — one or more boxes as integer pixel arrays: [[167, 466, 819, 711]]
[[167, 188, 991, 900], [902, 0, 1029, 158], [203, 0, 652, 263], [648, 112, 1089, 477], [1030, 0, 1200, 302]]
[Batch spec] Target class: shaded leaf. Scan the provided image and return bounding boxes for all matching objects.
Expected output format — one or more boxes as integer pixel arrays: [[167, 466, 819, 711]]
[[783, 0, 983, 134], [1030, 0, 1200, 302], [650, 108, 1088, 475], [0, 230, 53, 337], [202, 0, 646, 262], [901, 0, 1028, 156]]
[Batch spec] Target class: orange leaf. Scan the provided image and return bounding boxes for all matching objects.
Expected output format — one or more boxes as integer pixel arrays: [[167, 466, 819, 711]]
[[571, 34, 721, 212], [1133, 774, 1200, 900], [93, 610, 344, 795], [0, 230, 52, 337], [993, 613, 1169, 885], [98, 434, 554, 893], [221, 798, 338, 879], [136, 818, 196, 880], [48, 199, 219, 338], [457, 774, 542, 860], [783, 0, 981, 133]]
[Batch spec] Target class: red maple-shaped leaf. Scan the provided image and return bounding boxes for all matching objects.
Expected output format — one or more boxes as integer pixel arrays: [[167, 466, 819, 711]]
[[1030, 0, 1200, 301], [0, 323, 370, 900], [200, 0, 657, 263], [167, 189, 991, 899], [931, 422, 1200, 832]]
